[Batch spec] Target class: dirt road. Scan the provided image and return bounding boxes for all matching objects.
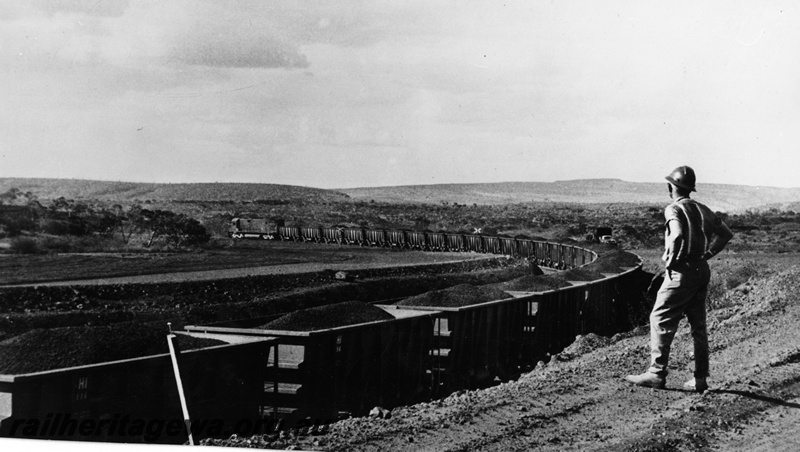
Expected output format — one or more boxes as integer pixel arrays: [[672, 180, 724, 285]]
[[210, 257, 800, 451]]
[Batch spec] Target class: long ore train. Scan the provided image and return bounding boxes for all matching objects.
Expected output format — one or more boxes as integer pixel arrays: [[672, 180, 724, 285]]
[[1, 219, 643, 444], [230, 218, 566, 261]]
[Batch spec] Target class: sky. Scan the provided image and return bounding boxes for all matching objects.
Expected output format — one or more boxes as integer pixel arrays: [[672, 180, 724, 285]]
[[1, 1, 799, 189]]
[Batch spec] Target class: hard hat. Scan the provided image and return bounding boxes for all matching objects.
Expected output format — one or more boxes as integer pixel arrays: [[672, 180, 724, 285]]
[[665, 165, 697, 192]]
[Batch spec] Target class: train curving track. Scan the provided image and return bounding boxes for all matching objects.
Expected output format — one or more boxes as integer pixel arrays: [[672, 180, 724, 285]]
[[0, 229, 645, 445]]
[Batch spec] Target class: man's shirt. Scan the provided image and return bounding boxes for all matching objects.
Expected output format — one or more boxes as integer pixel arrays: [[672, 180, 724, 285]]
[[663, 196, 724, 264]]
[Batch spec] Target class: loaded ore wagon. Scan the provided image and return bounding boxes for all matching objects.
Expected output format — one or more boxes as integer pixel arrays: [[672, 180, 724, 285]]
[[464, 234, 484, 253], [278, 225, 301, 241], [342, 228, 366, 246], [0, 330, 274, 443], [493, 265, 642, 360], [516, 239, 535, 259], [383, 284, 528, 393], [300, 226, 323, 242], [406, 231, 427, 250], [386, 230, 407, 249], [498, 237, 518, 256], [322, 227, 343, 244], [426, 232, 447, 251], [184, 301, 437, 427], [483, 235, 501, 254], [365, 229, 387, 247], [445, 233, 465, 252]]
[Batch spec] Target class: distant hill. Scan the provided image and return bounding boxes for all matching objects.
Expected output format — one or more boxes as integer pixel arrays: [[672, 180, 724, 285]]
[[2, 178, 797, 213], [0, 178, 349, 204], [339, 179, 800, 213]]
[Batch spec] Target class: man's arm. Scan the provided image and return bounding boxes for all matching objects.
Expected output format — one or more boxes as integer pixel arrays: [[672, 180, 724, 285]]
[[664, 218, 683, 269], [703, 221, 733, 261]]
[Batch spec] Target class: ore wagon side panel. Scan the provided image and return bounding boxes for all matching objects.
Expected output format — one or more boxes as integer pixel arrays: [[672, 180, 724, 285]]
[[0, 339, 273, 443]]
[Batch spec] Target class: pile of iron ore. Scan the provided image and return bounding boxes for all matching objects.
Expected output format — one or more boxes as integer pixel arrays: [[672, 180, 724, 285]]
[[560, 267, 609, 281], [396, 284, 511, 308], [489, 275, 572, 292], [259, 300, 394, 331], [0, 322, 224, 374], [590, 249, 642, 273]]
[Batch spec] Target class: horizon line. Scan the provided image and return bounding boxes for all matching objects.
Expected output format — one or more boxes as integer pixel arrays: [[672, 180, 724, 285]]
[[1, 176, 798, 191]]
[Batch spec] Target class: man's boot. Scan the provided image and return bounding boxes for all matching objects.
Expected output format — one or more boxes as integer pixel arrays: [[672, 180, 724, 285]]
[[683, 377, 708, 393], [625, 372, 666, 389]]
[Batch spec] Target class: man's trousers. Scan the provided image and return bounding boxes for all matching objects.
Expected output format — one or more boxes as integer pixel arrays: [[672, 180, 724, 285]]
[[648, 260, 711, 378]]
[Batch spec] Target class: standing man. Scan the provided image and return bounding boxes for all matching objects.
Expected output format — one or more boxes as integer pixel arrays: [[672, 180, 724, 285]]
[[626, 166, 733, 392]]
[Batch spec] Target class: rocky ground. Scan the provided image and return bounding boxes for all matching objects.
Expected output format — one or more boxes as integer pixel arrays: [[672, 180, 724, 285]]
[[204, 252, 800, 451]]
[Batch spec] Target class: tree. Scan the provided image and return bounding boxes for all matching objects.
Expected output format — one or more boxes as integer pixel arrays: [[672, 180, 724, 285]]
[[108, 204, 142, 244], [136, 209, 209, 248], [0, 188, 37, 206], [167, 216, 210, 247], [45, 197, 93, 235]]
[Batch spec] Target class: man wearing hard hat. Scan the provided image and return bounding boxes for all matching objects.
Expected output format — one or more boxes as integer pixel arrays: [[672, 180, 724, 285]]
[[626, 166, 734, 393]]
